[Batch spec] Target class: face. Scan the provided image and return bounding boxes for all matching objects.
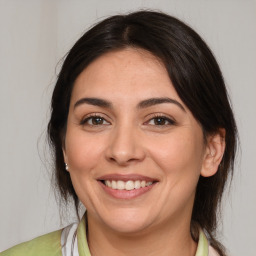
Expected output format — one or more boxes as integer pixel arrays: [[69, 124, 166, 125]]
[[63, 48, 208, 235]]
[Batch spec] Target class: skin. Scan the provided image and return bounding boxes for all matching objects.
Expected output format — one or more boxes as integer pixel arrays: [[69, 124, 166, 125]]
[[63, 48, 225, 256]]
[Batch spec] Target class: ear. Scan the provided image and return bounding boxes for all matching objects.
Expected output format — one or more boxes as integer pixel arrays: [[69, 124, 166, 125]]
[[201, 129, 226, 177]]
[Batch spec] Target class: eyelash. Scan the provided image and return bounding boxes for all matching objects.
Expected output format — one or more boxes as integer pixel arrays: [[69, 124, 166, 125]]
[[80, 114, 176, 127], [80, 114, 110, 126], [145, 114, 176, 126]]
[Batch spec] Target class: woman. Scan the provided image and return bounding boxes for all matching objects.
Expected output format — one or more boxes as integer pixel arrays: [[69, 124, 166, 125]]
[[1, 10, 237, 256]]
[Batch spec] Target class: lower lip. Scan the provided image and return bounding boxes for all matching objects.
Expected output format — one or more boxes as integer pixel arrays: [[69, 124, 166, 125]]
[[98, 181, 156, 199]]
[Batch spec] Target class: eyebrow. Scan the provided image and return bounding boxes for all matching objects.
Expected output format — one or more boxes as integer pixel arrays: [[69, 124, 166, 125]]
[[74, 97, 185, 112], [74, 98, 112, 109], [137, 97, 185, 111]]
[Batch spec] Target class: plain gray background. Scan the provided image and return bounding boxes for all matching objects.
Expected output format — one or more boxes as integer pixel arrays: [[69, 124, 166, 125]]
[[0, 0, 255, 255]]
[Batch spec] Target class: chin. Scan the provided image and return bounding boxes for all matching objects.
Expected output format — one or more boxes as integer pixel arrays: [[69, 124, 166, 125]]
[[99, 208, 154, 234], [106, 219, 151, 234]]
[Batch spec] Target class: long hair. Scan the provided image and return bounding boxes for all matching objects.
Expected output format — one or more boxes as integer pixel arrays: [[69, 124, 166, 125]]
[[48, 11, 237, 255]]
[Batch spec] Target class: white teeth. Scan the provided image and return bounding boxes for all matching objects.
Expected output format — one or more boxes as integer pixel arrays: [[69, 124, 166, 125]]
[[141, 180, 146, 188], [134, 180, 141, 189], [112, 180, 117, 189], [125, 180, 134, 190], [106, 180, 111, 187], [104, 180, 153, 190], [117, 180, 125, 190]]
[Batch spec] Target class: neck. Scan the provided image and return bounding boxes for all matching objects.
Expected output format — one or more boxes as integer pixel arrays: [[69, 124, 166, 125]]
[[87, 213, 197, 256]]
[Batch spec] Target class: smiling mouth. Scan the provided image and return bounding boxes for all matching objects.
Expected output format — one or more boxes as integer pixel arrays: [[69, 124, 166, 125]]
[[97, 174, 158, 199], [100, 180, 155, 191]]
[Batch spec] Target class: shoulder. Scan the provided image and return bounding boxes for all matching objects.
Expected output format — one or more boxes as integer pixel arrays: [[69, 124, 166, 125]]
[[0, 229, 62, 256]]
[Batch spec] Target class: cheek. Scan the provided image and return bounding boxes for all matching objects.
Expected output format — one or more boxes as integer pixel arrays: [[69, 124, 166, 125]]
[[65, 130, 105, 172], [147, 131, 204, 216], [148, 130, 204, 177], [64, 131, 106, 209]]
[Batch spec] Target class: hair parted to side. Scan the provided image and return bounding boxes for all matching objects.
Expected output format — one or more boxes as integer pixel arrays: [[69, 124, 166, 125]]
[[48, 10, 237, 256]]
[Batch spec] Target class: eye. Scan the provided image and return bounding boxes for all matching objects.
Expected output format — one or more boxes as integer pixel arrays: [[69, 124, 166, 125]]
[[146, 115, 176, 126], [80, 115, 110, 126]]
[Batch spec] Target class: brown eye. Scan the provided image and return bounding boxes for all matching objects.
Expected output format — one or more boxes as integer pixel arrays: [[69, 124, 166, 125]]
[[91, 116, 104, 125], [80, 115, 110, 126], [147, 116, 175, 126], [154, 117, 168, 125]]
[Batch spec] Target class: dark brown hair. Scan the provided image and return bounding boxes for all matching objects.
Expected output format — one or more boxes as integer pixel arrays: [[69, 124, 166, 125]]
[[48, 10, 237, 255]]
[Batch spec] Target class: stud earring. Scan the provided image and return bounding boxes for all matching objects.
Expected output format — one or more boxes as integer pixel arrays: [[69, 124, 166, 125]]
[[65, 163, 69, 171]]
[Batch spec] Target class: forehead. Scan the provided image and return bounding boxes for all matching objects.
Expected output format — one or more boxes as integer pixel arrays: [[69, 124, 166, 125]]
[[71, 48, 181, 104]]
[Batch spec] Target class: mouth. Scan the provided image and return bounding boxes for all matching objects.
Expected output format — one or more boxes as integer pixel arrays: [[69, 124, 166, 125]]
[[101, 180, 154, 190], [97, 174, 158, 199]]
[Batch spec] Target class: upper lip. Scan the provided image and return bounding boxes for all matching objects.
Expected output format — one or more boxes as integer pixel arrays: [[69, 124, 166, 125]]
[[97, 174, 158, 182]]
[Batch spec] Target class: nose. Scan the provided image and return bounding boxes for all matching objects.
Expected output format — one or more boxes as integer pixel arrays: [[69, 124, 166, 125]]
[[105, 124, 146, 166]]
